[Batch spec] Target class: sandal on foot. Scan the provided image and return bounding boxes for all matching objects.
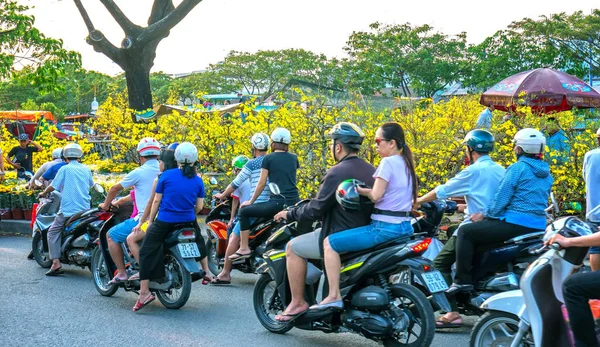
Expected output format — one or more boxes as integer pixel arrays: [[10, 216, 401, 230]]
[[275, 309, 309, 323], [45, 267, 64, 276], [210, 278, 231, 285], [202, 276, 214, 285], [435, 316, 463, 329], [133, 294, 156, 312], [128, 273, 140, 281], [228, 251, 251, 261], [108, 276, 128, 285]]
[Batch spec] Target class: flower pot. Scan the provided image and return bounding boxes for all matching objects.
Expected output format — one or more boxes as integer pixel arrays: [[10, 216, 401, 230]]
[[1, 208, 12, 220], [23, 209, 33, 221], [11, 207, 24, 220]]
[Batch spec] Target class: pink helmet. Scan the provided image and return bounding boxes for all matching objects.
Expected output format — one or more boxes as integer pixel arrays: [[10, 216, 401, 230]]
[[137, 137, 161, 157]]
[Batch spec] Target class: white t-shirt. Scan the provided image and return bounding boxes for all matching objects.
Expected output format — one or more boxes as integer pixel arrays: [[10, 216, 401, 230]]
[[232, 179, 251, 205], [120, 159, 160, 218]]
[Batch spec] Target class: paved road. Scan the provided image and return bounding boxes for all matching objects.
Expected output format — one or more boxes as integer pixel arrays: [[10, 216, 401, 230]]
[[0, 236, 474, 347]]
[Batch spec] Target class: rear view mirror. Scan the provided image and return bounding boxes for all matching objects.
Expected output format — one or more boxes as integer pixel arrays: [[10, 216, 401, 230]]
[[93, 183, 105, 194], [268, 183, 281, 196], [34, 179, 43, 187], [24, 171, 33, 179], [550, 192, 559, 215], [209, 177, 218, 185]]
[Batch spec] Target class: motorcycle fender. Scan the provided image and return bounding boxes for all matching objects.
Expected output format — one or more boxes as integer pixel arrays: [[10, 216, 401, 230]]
[[481, 289, 525, 317], [399, 257, 452, 312], [169, 245, 201, 274], [256, 262, 270, 275]]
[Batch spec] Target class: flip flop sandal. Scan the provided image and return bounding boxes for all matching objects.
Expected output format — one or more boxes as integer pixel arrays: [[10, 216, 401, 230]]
[[228, 251, 251, 261], [435, 316, 463, 329], [202, 276, 214, 285], [210, 278, 231, 285], [108, 276, 128, 285], [128, 273, 140, 281], [275, 309, 309, 323], [133, 294, 156, 312], [45, 267, 64, 276]]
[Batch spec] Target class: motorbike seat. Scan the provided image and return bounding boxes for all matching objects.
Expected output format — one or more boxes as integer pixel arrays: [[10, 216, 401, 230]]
[[475, 231, 544, 253], [340, 236, 410, 263], [65, 210, 88, 226]]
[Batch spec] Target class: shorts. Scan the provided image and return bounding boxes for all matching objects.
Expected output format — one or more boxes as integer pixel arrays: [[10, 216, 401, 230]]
[[588, 221, 600, 254], [327, 220, 413, 254], [232, 218, 257, 237], [108, 218, 138, 244], [289, 228, 322, 260]]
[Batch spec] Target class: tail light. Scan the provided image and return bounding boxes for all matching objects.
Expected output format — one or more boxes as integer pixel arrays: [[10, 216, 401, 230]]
[[412, 238, 432, 253], [97, 212, 112, 221], [178, 228, 196, 241]]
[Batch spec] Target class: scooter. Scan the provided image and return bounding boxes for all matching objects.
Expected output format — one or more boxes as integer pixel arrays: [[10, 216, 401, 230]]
[[470, 208, 594, 346]]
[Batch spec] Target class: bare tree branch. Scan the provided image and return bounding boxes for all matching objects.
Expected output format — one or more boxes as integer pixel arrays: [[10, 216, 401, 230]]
[[138, 0, 202, 44], [99, 0, 142, 35], [72, 0, 122, 64], [149, 0, 175, 25], [73, 0, 96, 33]]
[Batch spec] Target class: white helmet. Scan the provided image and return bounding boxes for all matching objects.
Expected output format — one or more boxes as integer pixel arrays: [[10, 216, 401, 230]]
[[513, 128, 546, 154], [174, 142, 198, 164], [137, 137, 161, 157], [596, 128, 600, 138], [251, 133, 269, 151], [270, 127, 291, 144], [51, 148, 63, 159], [63, 143, 83, 159]]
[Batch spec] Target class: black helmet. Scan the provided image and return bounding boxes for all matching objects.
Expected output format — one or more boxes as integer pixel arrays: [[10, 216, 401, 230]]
[[328, 122, 365, 149], [336, 179, 364, 211], [463, 129, 495, 153]]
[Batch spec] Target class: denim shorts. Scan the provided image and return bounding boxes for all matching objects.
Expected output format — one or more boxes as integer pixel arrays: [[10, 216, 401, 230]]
[[327, 220, 414, 254], [232, 218, 257, 237], [589, 221, 600, 254], [108, 218, 138, 243]]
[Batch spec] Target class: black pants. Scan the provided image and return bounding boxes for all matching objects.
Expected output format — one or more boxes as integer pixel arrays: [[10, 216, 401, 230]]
[[455, 219, 537, 284], [433, 235, 458, 311], [238, 199, 287, 230], [563, 272, 600, 347], [138, 219, 206, 281]]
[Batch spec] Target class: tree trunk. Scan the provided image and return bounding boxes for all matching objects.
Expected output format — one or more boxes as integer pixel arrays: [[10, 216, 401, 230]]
[[124, 62, 153, 112]]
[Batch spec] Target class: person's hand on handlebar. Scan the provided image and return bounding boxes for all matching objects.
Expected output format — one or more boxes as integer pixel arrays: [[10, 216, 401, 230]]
[[213, 192, 225, 202], [545, 233, 570, 248], [274, 210, 288, 222]]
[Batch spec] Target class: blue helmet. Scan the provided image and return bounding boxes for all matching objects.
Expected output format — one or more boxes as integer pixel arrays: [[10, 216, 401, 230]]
[[167, 143, 179, 151]]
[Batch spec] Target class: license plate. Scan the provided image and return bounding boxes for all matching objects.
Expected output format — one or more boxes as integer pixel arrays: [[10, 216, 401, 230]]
[[177, 243, 200, 258], [421, 271, 449, 293]]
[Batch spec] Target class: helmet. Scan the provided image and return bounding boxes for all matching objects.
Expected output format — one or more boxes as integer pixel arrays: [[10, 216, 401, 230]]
[[596, 128, 600, 138], [166, 143, 179, 151], [175, 142, 198, 164], [250, 133, 269, 151], [159, 143, 178, 162], [328, 122, 364, 149], [513, 128, 546, 154], [336, 179, 364, 211], [137, 137, 161, 157], [63, 143, 83, 159], [463, 129, 495, 153], [232, 155, 249, 169], [51, 148, 63, 160], [270, 128, 291, 144]]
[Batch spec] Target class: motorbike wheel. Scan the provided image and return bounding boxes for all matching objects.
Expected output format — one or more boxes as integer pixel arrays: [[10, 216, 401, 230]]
[[253, 273, 293, 334], [91, 247, 118, 297], [32, 232, 52, 268], [470, 311, 521, 347], [206, 239, 222, 277], [156, 251, 192, 309], [383, 284, 435, 347]]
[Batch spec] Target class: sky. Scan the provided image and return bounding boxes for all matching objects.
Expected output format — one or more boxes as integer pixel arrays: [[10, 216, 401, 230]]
[[19, 0, 600, 76]]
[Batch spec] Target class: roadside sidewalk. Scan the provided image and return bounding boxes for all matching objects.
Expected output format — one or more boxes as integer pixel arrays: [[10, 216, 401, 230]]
[[0, 220, 32, 236]]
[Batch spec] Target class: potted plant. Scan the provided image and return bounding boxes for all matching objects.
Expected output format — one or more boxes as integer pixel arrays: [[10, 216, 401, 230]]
[[0, 193, 12, 220], [10, 193, 24, 220], [22, 192, 35, 221]]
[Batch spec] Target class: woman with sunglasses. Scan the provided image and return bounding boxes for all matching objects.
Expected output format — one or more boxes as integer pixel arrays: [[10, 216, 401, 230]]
[[311, 122, 418, 310]]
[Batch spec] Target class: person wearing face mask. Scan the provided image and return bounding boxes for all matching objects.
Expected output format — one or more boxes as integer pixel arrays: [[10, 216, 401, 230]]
[[271, 122, 376, 322], [448, 128, 554, 294]]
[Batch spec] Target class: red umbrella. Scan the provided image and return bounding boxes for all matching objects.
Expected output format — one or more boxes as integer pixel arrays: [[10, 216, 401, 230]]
[[480, 68, 600, 113]]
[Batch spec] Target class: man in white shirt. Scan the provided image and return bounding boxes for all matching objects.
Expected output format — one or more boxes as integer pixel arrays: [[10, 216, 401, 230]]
[[100, 138, 161, 284]]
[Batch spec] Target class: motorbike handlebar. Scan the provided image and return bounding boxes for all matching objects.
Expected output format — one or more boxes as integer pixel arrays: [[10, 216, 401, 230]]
[[531, 242, 561, 255]]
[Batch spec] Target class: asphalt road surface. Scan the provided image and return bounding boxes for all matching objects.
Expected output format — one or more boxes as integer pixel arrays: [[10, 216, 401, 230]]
[[0, 236, 474, 347]]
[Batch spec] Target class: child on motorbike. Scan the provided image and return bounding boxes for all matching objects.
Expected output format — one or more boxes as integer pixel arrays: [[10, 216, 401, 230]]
[[311, 122, 418, 310], [231, 128, 300, 260], [134, 142, 206, 312]]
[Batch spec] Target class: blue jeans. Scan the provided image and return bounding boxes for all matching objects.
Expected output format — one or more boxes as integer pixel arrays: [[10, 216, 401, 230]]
[[327, 220, 414, 253], [588, 221, 600, 254], [232, 218, 257, 237], [108, 218, 138, 243]]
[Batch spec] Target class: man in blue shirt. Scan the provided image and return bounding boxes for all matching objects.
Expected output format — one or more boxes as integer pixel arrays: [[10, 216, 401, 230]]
[[417, 129, 505, 329], [583, 128, 600, 271], [38, 143, 94, 276], [475, 106, 494, 129], [40, 152, 67, 184], [544, 117, 570, 165]]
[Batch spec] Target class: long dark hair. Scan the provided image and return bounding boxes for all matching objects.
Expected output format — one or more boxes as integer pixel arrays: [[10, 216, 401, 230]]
[[381, 122, 418, 203], [160, 150, 178, 171], [181, 163, 197, 178]]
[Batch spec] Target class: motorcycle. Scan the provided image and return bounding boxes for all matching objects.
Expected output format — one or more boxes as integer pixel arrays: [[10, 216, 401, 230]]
[[91, 212, 206, 309], [32, 183, 114, 270], [253, 190, 450, 346], [204, 183, 289, 276], [470, 210, 595, 346]]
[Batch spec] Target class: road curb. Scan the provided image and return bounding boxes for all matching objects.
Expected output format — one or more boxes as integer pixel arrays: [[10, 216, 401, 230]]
[[0, 220, 32, 236]]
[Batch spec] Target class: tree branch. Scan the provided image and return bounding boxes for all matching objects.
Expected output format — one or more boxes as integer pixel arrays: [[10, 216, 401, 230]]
[[73, 0, 122, 64], [73, 0, 96, 33], [149, 0, 175, 25], [99, 0, 142, 35], [138, 0, 203, 44]]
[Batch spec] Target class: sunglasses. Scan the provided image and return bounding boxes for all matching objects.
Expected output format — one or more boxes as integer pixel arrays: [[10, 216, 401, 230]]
[[375, 138, 388, 145]]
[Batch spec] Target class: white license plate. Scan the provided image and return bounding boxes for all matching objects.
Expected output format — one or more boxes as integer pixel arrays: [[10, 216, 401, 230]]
[[177, 243, 200, 258], [421, 271, 449, 293]]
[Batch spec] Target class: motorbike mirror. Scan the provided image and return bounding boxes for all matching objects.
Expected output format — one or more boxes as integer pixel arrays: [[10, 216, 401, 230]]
[[268, 183, 281, 196], [550, 192, 559, 215], [34, 179, 43, 187], [93, 183, 105, 194], [209, 177, 218, 185], [24, 171, 33, 179]]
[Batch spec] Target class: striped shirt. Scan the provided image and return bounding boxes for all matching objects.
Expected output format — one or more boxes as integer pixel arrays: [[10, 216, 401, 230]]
[[51, 161, 94, 216], [231, 156, 270, 203]]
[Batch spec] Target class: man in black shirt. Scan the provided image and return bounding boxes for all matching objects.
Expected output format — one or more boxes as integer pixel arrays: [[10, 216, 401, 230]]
[[273, 122, 375, 322], [5, 133, 42, 179]]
